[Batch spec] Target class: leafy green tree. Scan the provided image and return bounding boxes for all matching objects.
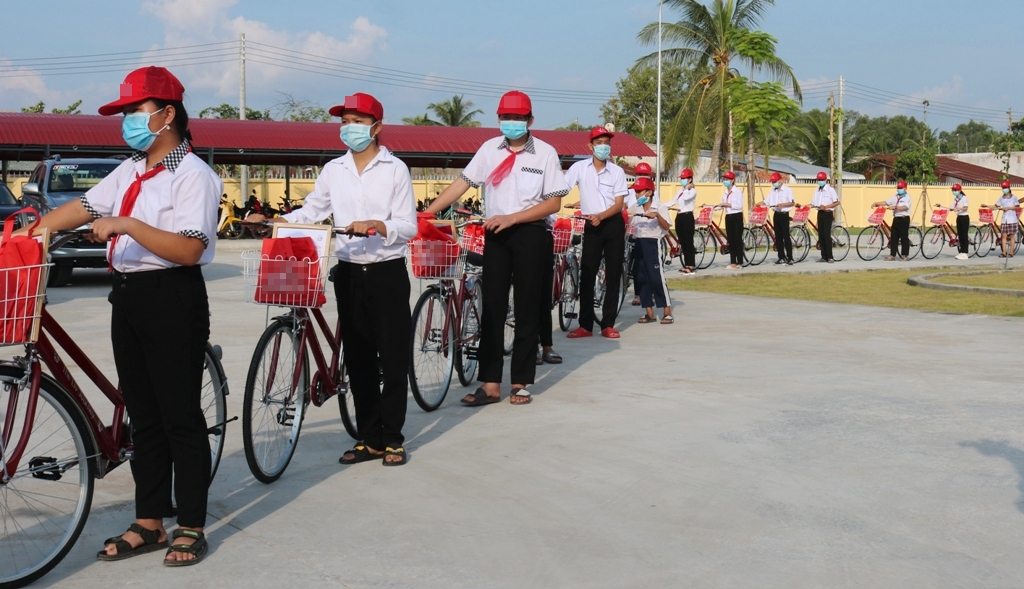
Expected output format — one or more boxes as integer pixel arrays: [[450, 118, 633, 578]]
[[426, 95, 483, 127], [729, 77, 800, 201], [600, 61, 692, 144], [21, 101, 45, 114], [402, 114, 439, 126], [198, 104, 271, 120], [938, 120, 1001, 154], [637, 0, 800, 179], [849, 115, 932, 154], [22, 100, 83, 114], [272, 93, 330, 122], [893, 146, 937, 183], [555, 121, 592, 131]]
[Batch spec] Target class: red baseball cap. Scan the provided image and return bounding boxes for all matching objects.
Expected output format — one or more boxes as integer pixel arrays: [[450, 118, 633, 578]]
[[679, 168, 693, 179], [634, 162, 653, 176], [98, 66, 185, 116], [951, 183, 962, 191], [723, 171, 736, 180], [897, 181, 908, 189], [1001, 180, 1012, 189], [631, 177, 655, 192], [328, 93, 384, 121], [497, 90, 532, 116], [589, 126, 613, 142], [770, 172, 782, 183], [816, 171, 828, 181]]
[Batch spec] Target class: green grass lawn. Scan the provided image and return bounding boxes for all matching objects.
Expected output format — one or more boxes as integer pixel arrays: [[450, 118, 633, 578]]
[[930, 270, 1024, 291], [668, 268, 1024, 317]]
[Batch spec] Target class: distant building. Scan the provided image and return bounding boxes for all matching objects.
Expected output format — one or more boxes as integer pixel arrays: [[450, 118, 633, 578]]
[[862, 154, 1024, 186]]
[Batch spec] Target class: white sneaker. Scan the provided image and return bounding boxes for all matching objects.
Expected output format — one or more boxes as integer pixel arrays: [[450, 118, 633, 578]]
[[955, 253, 969, 260]]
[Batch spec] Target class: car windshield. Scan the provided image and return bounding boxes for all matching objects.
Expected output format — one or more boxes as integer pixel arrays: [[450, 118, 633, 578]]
[[0, 184, 17, 206], [49, 162, 118, 193]]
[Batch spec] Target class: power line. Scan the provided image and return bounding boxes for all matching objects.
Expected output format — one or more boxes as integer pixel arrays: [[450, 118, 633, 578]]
[[1, 42, 236, 65]]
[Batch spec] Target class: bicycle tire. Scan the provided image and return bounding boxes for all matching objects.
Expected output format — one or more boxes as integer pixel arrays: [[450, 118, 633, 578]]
[[921, 226, 945, 259], [830, 226, 851, 261], [907, 226, 923, 260], [335, 344, 359, 440], [740, 228, 756, 267], [558, 262, 578, 332], [456, 277, 483, 387], [790, 226, 811, 263], [856, 227, 886, 261], [202, 344, 228, 482], [242, 318, 309, 484], [966, 225, 983, 258], [691, 228, 706, 269], [409, 288, 454, 412], [1016, 227, 1023, 256], [503, 286, 515, 356], [974, 225, 994, 258], [750, 227, 770, 266], [0, 365, 95, 589]]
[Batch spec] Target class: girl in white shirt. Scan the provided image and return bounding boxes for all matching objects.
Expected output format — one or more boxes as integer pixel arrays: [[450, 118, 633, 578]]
[[984, 180, 1021, 257], [947, 184, 970, 260], [715, 171, 745, 269], [251, 93, 418, 465], [671, 168, 698, 274], [630, 178, 673, 323]]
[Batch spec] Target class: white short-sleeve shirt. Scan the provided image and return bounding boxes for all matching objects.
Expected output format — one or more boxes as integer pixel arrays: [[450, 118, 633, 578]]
[[80, 140, 221, 273], [951, 192, 969, 216], [460, 135, 569, 219], [564, 158, 629, 216], [885, 193, 913, 218], [721, 187, 744, 214], [282, 147, 417, 263], [996, 195, 1019, 224], [629, 199, 670, 239], [766, 185, 795, 213], [811, 185, 839, 209], [670, 186, 697, 214]]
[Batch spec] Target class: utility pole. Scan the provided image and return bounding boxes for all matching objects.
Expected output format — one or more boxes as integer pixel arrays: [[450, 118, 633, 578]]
[[828, 93, 835, 181], [836, 76, 844, 223], [920, 100, 930, 228], [239, 33, 248, 206], [655, 0, 663, 199]]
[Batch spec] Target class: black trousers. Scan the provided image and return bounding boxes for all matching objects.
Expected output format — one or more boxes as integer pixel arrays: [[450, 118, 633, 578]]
[[675, 211, 696, 268], [956, 215, 970, 254], [334, 258, 410, 450], [579, 214, 625, 331], [110, 266, 210, 528], [818, 210, 834, 261], [725, 213, 744, 266], [539, 229, 553, 348], [773, 211, 792, 262], [479, 223, 549, 385], [634, 238, 669, 308], [890, 216, 911, 257]]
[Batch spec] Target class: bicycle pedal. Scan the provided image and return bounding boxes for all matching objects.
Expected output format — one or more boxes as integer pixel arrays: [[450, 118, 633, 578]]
[[465, 346, 479, 360], [277, 407, 295, 427], [29, 456, 62, 481], [564, 312, 578, 319]]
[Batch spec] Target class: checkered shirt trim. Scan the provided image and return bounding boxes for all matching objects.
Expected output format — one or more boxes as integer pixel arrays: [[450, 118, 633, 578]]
[[178, 229, 209, 248], [132, 139, 191, 173], [541, 188, 569, 201], [497, 135, 536, 155], [459, 172, 479, 188], [79, 196, 101, 219], [521, 167, 543, 175]]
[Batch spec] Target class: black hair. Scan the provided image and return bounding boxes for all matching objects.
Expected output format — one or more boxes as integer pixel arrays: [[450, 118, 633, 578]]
[[152, 99, 193, 143]]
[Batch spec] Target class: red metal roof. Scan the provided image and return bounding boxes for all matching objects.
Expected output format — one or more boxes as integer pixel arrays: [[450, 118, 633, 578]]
[[0, 113, 654, 168], [865, 154, 1024, 186]]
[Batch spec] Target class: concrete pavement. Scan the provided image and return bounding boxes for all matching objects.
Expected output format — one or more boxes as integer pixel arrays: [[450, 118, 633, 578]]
[[28, 241, 1024, 588]]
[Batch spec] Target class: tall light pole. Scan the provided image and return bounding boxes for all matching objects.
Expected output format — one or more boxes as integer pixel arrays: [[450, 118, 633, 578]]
[[655, 0, 663, 200], [239, 33, 248, 205]]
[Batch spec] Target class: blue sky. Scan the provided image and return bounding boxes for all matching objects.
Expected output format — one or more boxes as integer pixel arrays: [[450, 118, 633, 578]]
[[1, 0, 1021, 132]]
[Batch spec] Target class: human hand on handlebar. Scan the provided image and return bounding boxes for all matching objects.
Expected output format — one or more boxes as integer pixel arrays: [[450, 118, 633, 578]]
[[88, 217, 133, 242], [341, 221, 381, 237]]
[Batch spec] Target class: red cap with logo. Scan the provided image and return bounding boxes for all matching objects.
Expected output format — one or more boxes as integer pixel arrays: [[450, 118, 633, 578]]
[[1001, 180, 1012, 189], [951, 183, 962, 191], [497, 91, 532, 116], [897, 181, 908, 189], [816, 171, 828, 181], [98, 66, 185, 116], [589, 126, 613, 142], [679, 168, 693, 179], [328, 93, 384, 121], [770, 172, 782, 183], [631, 177, 655, 192], [723, 171, 736, 180], [634, 162, 653, 176]]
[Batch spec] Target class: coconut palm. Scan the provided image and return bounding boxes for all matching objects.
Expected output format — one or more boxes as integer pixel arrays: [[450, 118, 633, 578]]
[[637, 0, 801, 180], [402, 113, 439, 126], [426, 95, 484, 127]]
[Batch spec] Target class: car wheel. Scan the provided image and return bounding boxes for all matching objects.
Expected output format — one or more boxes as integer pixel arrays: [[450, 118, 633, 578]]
[[47, 261, 74, 287]]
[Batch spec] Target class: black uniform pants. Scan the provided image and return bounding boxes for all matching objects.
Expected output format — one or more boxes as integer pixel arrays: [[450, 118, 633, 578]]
[[333, 258, 411, 450], [539, 229, 553, 348], [479, 223, 549, 385], [890, 216, 911, 257], [773, 211, 792, 262], [725, 212, 744, 266], [956, 215, 970, 254], [818, 210, 834, 261], [634, 237, 669, 308], [579, 214, 625, 331], [675, 211, 696, 268], [110, 265, 210, 528]]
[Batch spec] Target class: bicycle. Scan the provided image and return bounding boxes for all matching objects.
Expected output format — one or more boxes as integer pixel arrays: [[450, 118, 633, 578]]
[[742, 205, 771, 267], [753, 205, 811, 264], [920, 207, 985, 260], [553, 215, 585, 332], [976, 207, 1021, 257], [666, 208, 709, 270], [1, 231, 230, 588], [239, 227, 367, 484], [693, 206, 758, 269], [407, 221, 486, 412], [855, 206, 924, 261], [790, 205, 851, 263]]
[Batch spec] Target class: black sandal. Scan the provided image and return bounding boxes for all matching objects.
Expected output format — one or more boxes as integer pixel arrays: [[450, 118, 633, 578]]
[[510, 388, 532, 405], [339, 444, 381, 465], [637, 315, 657, 324], [97, 523, 167, 561], [542, 350, 562, 364], [383, 446, 408, 467], [461, 388, 501, 407], [163, 529, 208, 567]]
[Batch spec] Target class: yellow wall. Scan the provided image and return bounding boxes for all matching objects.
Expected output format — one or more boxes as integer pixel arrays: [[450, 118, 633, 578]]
[[5, 175, 1006, 228]]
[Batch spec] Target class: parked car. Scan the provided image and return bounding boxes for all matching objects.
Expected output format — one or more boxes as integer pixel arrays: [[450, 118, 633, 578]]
[[20, 156, 122, 286], [0, 183, 22, 224]]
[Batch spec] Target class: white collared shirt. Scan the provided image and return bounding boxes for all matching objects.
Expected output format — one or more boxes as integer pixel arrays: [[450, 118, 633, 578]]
[[951, 192, 969, 216], [564, 157, 629, 216], [623, 189, 637, 209], [460, 135, 569, 218], [629, 198, 670, 239], [721, 187, 744, 214], [996, 195, 1019, 224], [80, 140, 220, 273], [811, 184, 839, 209], [283, 147, 417, 263], [670, 185, 697, 213], [766, 185, 795, 213], [885, 193, 913, 218]]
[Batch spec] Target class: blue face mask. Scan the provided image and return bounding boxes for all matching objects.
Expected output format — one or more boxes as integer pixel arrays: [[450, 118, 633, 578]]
[[817, 180, 826, 188], [723, 181, 732, 189], [499, 120, 528, 140], [897, 189, 907, 196], [341, 123, 375, 153], [593, 144, 611, 161], [122, 108, 167, 151], [1003, 188, 1011, 195], [636, 195, 650, 206], [772, 182, 781, 189]]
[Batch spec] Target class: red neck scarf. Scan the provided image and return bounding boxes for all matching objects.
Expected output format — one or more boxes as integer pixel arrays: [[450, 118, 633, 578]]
[[485, 148, 520, 188], [108, 164, 165, 270]]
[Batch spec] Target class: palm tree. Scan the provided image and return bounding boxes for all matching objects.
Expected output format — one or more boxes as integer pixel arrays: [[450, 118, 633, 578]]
[[637, 0, 800, 180], [426, 95, 484, 127], [402, 113, 439, 126]]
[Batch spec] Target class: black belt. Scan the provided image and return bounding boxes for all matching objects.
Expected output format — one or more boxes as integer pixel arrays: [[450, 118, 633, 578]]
[[335, 257, 406, 274], [112, 265, 201, 285]]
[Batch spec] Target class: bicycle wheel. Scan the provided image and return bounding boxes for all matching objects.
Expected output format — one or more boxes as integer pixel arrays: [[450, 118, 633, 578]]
[[974, 225, 994, 258], [335, 343, 359, 440], [503, 286, 515, 356], [907, 226, 923, 260], [691, 228, 706, 269], [921, 226, 945, 259], [409, 287, 455, 412], [594, 260, 607, 311], [696, 228, 716, 269], [243, 318, 309, 484], [1016, 227, 1023, 255], [456, 277, 483, 387], [966, 225, 982, 258], [740, 228, 757, 267], [558, 260, 579, 332], [856, 227, 886, 261], [790, 226, 811, 263], [750, 227, 770, 266], [0, 365, 95, 588], [202, 344, 228, 482], [830, 226, 851, 261]]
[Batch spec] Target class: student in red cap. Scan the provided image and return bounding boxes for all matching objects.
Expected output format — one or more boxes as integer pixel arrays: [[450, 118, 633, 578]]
[[26, 66, 220, 565], [564, 126, 629, 339], [872, 181, 913, 261], [714, 170, 745, 269], [629, 177, 673, 323], [810, 171, 840, 262], [426, 91, 568, 406], [669, 168, 698, 274], [250, 93, 418, 464], [946, 184, 970, 260], [758, 172, 796, 265], [985, 180, 1021, 257]]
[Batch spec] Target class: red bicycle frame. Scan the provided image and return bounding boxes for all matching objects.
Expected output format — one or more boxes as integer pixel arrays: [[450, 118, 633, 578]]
[[266, 308, 343, 409]]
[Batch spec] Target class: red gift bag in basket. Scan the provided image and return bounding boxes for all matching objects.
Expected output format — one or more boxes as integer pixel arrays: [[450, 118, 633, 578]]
[[748, 205, 769, 226], [552, 217, 574, 253], [930, 208, 949, 225], [867, 207, 887, 225], [254, 236, 326, 307], [791, 205, 811, 224], [0, 208, 45, 345], [410, 218, 461, 278], [978, 208, 994, 225]]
